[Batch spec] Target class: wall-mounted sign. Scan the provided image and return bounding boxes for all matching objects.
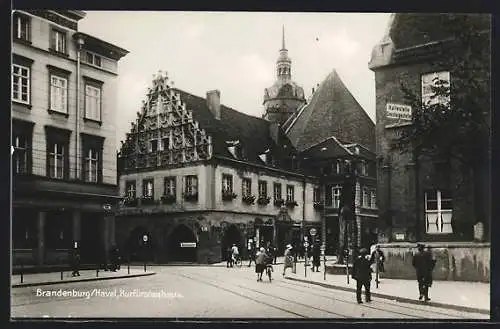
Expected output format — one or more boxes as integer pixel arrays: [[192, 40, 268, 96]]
[[386, 103, 412, 121], [309, 228, 317, 236], [103, 204, 112, 211], [180, 242, 197, 248], [143, 235, 148, 242], [395, 233, 405, 241]]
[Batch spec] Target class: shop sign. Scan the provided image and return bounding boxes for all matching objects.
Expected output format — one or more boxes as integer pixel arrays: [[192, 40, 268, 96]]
[[180, 242, 197, 248], [386, 103, 412, 121]]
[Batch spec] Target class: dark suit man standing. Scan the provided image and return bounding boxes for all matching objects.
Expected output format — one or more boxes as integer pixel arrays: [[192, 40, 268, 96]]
[[412, 243, 436, 302], [352, 248, 372, 304]]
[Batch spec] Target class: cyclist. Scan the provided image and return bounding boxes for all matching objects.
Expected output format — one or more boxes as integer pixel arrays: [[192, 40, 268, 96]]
[[231, 244, 240, 266]]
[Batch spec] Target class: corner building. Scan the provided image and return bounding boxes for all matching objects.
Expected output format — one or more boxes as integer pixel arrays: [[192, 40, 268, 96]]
[[369, 13, 490, 281], [11, 10, 128, 267]]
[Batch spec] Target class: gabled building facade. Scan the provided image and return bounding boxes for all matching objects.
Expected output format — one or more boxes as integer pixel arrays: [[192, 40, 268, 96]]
[[116, 73, 321, 263], [285, 70, 377, 259], [369, 13, 490, 281], [11, 10, 129, 267]]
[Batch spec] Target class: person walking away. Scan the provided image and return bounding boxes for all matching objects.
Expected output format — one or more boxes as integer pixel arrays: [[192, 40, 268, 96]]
[[231, 244, 239, 266], [312, 242, 321, 272], [255, 247, 267, 281], [412, 243, 435, 302], [71, 247, 81, 277], [352, 248, 372, 304], [226, 246, 233, 268], [248, 240, 256, 267], [370, 245, 385, 283], [282, 244, 294, 277]]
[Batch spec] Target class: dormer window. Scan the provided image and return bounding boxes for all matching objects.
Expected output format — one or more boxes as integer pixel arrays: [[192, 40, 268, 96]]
[[335, 159, 342, 174], [85, 51, 102, 67]]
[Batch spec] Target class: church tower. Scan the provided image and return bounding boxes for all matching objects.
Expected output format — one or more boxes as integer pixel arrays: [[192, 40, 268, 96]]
[[263, 26, 306, 125]]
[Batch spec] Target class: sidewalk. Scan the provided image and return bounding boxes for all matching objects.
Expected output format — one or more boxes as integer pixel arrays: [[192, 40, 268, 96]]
[[285, 269, 490, 315], [11, 267, 156, 288], [211, 255, 338, 267]]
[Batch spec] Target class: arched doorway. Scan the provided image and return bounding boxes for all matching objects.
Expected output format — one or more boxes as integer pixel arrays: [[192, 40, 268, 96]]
[[125, 226, 154, 262], [168, 224, 197, 262], [221, 224, 243, 261]]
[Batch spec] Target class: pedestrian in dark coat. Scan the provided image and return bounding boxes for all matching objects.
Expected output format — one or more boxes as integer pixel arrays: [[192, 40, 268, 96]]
[[412, 244, 436, 301], [352, 248, 372, 303], [312, 243, 321, 272], [226, 246, 233, 268], [247, 240, 256, 267], [71, 248, 81, 277], [370, 245, 385, 282]]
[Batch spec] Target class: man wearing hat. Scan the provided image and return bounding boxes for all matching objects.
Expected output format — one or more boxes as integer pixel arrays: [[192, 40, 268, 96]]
[[412, 243, 436, 302], [352, 247, 372, 304], [282, 244, 294, 277]]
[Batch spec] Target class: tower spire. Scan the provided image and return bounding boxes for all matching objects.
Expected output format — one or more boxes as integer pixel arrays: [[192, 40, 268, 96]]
[[281, 25, 286, 50]]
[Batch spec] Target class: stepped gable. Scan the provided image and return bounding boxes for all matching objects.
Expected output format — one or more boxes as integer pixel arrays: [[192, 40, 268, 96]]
[[285, 69, 375, 152], [173, 89, 297, 166]]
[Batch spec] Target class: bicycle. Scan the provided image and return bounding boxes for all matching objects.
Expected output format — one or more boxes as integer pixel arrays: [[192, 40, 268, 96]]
[[233, 255, 242, 268], [266, 264, 273, 282]]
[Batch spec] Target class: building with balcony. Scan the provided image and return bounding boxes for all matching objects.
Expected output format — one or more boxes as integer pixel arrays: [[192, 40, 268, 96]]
[[369, 13, 490, 281], [11, 10, 128, 268]]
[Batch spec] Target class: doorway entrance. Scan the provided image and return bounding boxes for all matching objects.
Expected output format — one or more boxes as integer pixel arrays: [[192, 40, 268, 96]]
[[168, 224, 197, 262]]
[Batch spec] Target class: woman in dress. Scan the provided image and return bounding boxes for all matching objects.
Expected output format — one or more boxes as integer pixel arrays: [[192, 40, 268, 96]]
[[282, 244, 294, 277]]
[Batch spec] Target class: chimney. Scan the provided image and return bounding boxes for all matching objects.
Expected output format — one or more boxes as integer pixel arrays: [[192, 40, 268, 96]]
[[206, 90, 221, 120], [312, 87, 315, 94]]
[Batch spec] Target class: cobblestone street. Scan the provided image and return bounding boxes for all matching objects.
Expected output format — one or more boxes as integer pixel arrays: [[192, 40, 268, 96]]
[[11, 265, 488, 319]]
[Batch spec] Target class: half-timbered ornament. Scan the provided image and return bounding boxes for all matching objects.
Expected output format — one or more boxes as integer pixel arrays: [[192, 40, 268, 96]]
[[119, 71, 213, 171]]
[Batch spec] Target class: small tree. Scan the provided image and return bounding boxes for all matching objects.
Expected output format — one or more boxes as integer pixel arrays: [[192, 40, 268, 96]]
[[393, 15, 490, 236]]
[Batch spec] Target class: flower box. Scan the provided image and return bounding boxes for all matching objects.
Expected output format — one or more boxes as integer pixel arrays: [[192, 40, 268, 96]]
[[184, 193, 198, 202], [222, 190, 237, 201], [313, 202, 324, 210], [242, 195, 256, 205], [286, 200, 298, 208], [274, 199, 285, 207], [123, 197, 138, 207], [257, 196, 270, 205], [161, 194, 176, 204], [141, 196, 156, 205]]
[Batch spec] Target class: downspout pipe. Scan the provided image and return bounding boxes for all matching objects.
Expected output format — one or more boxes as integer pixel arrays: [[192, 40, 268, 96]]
[[75, 37, 84, 180]]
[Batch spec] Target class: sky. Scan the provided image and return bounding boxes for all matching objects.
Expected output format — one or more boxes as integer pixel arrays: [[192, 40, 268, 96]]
[[78, 11, 392, 149]]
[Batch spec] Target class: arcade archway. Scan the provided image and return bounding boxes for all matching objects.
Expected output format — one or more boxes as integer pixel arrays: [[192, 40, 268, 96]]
[[221, 224, 243, 261], [167, 224, 197, 262]]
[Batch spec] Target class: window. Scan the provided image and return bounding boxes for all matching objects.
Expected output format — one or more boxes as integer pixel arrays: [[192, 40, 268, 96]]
[[335, 159, 342, 174], [258, 180, 267, 198], [13, 13, 30, 41], [286, 185, 294, 202], [85, 84, 102, 121], [222, 174, 233, 193], [185, 175, 198, 196], [50, 75, 68, 113], [12, 64, 30, 104], [48, 142, 65, 179], [81, 133, 104, 183], [371, 189, 377, 209], [160, 137, 169, 151], [125, 181, 136, 198], [273, 183, 282, 201], [143, 179, 154, 198], [85, 52, 102, 67], [425, 190, 453, 234], [362, 187, 370, 208], [12, 133, 29, 174], [51, 29, 67, 54], [421, 71, 450, 106], [242, 178, 252, 197], [332, 185, 342, 208], [360, 160, 368, 176], [164, 177, 176, 196], [313, 188, 321, 203]]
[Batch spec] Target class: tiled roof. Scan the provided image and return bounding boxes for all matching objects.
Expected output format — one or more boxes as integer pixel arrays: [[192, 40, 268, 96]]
[[300, 137, 353, 160], [172, 89, 299, 170], [285, 69, 376, 152]]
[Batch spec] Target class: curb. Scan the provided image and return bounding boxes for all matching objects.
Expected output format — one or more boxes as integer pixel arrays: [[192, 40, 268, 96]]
[[12, 272, 156, 288], [286, 277, 489, 315]]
